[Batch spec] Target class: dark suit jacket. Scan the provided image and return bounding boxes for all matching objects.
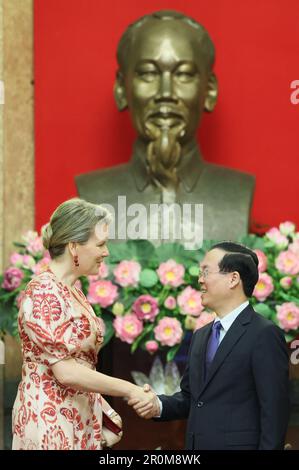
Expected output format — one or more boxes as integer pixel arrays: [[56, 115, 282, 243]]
[[158, 305, 290, 450]]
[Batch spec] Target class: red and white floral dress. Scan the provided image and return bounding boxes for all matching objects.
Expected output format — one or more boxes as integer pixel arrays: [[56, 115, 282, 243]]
[[12, 270, 105, 450]]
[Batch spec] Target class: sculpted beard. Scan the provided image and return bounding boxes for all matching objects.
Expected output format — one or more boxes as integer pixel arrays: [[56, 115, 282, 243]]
[[145, 120, 186, 188]]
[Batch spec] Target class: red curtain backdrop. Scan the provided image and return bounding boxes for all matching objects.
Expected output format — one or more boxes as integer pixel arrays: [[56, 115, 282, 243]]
[[34, 0, 299, 232]]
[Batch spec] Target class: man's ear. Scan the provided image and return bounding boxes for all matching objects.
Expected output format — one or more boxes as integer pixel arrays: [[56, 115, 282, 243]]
[[229, 271, 241, 289], [113, 71, 128, 111], [204, 73, 218, 112]]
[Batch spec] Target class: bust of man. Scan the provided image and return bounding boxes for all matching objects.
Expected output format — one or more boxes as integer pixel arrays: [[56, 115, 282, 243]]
[[76, 10, 254, 246]]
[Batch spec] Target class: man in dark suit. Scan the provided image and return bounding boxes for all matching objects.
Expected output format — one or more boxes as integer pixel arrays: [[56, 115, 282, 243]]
[[130, 242, 290, 449]]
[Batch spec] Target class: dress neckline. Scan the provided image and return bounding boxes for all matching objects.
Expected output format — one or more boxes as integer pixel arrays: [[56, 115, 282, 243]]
[[45, 268, 92, 316]]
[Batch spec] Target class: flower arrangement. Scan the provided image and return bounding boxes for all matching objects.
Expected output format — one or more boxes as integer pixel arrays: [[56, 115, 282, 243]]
[[1, 222, 299, 361]]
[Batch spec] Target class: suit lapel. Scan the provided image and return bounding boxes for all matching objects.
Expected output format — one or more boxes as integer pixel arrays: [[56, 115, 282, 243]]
[[197, 305, 254, 398]]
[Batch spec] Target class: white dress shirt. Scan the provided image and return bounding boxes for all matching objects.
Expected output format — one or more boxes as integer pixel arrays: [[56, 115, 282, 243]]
[[216, 300, 249, 343]]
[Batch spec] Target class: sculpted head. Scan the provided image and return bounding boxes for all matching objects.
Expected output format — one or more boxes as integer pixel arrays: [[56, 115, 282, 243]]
[[113, 10, 218, 186]]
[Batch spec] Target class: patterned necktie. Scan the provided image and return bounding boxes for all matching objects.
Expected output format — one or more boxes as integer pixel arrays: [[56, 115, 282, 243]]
[[205, 320, 222, 377]]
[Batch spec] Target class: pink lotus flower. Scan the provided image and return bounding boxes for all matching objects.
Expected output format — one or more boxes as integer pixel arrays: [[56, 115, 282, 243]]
[[289, 239, 299, 256], [276, 302, 299, 331], [11, 252, 37, 272], [253, 272, 274, 301], [154, 317, 183, 346], [145, 340, 159, 354], [164, 296, 177, 310], [132, 295, 159, 322], [87, 280, 118, 307], [10, 253, 24, 267], [275, 250, 299, 275], [279, 221, 296, 236], [22, 230, 39, 244], [87, 274, 98, 283], [177, 286, 204, 316], [194, 311, 216, 330], [266, 227, 288, 249], [254, 249, 268, 273], [22, 255, 36, 270], [32, 255, 51, 275], [27, 236, 44, 256], [2, 267, 24, 291], [114, 260, 141, 287], [87, 262, 109, 284], [98, 261, 109, 279], [280, 276, 292, 290], [113, 314, 143, 344], [157, 259, 185, 287]]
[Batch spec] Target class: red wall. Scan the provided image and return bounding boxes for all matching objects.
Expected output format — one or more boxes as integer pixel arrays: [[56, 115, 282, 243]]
[[34, 0, 299, 233]]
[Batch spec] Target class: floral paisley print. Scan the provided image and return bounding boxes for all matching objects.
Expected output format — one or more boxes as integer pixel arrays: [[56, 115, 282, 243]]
[[12, 270, 105, 450]]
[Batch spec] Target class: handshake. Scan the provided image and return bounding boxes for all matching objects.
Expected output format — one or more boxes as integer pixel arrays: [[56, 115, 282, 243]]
[[127, 384, 160, 419]]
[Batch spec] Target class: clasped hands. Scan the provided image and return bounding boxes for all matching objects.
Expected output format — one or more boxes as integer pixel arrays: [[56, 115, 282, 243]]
[[128, 384, 160, 419]]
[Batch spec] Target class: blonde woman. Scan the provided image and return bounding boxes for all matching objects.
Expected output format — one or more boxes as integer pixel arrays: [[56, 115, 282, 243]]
[[12, 198, 153, 450]]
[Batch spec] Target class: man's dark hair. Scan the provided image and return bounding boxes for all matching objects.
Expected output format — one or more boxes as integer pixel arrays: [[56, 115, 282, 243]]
[[211, 241, 259, 297]]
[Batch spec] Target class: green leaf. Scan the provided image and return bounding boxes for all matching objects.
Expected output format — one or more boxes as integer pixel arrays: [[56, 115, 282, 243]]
[[13, 242, 27, 249], [200, 239, 217, 253], [91, 304, 102, 316], [280, 292, 299, 306], [238, 234, 265, 250], [80, 276, 90, 295], [285, 332, 298, 343], [166, 343, 181, 362], [131, 324, 154, 353], [120, 295, 135, 311], [100, 310, 114, 347], [107, 243, 135, 265], [155, 243, 200, 266], [254, 303, 274, 319], [270, 315, 279, 326], [0, 299, 19, 337], [127, 240, 157, 266], [108, 240, 157, 267]]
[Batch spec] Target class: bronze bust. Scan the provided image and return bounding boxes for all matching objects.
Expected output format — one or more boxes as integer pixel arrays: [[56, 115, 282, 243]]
[[76, 10, 254, 246]]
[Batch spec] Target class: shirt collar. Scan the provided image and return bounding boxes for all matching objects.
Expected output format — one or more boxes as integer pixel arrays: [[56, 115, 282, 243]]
[[215, 301, 249, 332], [130, 139, 204, 192]]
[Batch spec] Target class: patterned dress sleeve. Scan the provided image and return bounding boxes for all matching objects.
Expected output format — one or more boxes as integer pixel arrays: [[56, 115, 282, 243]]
[[20, 274, 81, 366]]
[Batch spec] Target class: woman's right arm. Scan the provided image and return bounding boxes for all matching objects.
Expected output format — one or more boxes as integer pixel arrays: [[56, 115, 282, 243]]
[[23, 276, 152, 404], [51, 358, 152, 403]]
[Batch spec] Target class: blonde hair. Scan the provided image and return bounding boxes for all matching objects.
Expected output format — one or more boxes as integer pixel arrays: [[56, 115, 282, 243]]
[[41, 198, 112, 259]]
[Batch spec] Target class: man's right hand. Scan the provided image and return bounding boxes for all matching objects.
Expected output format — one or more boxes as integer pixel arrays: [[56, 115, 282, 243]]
[[128, 384, 161, 419]]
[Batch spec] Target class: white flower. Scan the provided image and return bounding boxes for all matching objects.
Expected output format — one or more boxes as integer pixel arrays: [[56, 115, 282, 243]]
[[279, 221, 296, 236], [131, 356, 181, 395]]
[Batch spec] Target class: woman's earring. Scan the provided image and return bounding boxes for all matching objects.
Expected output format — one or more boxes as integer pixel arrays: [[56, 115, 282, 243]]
[[74, 255, 79, 267]]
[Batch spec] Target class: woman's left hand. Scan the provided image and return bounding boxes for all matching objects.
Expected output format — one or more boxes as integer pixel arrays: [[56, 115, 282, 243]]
[[109, 411, 122, 430]]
